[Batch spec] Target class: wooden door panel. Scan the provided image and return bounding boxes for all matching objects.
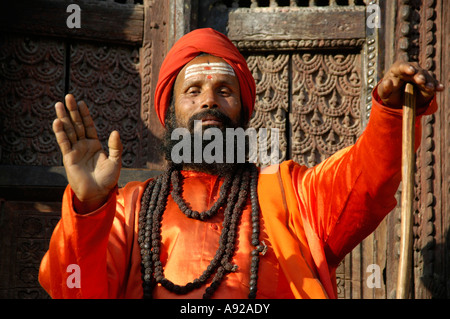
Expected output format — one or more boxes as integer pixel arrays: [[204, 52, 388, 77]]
[[0, 200, 61, 298], [0, 34, 64, 166], [69, 42, 144, 168], [0, 0, 169, 298], [0, 0, 447, 299], [290, 52, 362, 166], [195, 0, 383, 299], [247, 54, 290, 163]]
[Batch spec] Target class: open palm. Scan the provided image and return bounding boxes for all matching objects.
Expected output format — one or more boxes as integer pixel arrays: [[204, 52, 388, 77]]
[[53, 94, 123, 213]]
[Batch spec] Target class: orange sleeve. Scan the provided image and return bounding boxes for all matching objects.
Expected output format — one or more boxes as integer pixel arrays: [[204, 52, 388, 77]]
[[293, 88, 437, 269], [38, 181, 147, 298]]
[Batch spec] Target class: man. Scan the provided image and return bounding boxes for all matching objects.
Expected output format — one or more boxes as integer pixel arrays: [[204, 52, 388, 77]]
[[39, 28, 443, 299]]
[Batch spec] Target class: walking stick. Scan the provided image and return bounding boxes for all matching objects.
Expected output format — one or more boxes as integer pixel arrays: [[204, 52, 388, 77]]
[[396, 83, 416, 299]]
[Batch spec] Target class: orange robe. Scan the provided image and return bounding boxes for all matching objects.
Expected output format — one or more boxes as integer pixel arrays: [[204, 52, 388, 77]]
[[38, 91, 437, 299]]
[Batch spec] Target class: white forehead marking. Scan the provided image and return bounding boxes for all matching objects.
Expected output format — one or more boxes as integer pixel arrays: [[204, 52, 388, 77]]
[[185, 62, 236, 79]]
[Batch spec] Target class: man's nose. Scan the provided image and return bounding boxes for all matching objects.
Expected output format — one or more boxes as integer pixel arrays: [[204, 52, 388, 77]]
[[201, 88, 219, 109]]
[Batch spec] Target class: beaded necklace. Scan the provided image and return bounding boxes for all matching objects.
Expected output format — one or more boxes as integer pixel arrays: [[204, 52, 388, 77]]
[[138, 163, 264, 299]]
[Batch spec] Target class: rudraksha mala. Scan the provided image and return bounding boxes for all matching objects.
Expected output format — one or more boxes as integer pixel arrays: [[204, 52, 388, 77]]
[[137, 163, 264, 299]]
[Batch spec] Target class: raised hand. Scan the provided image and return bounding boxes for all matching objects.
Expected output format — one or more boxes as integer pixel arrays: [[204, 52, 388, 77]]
[[53, 94, 123, 214], [377, 60, 444, 109]]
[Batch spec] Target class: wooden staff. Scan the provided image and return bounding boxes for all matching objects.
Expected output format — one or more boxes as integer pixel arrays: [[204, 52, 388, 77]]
[[396, 83, 416, 299]]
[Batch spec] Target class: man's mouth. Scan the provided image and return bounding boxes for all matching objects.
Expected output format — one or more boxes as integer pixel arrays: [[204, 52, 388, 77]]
[[201, 115, 223, 126], [188, 110, 233, 131]]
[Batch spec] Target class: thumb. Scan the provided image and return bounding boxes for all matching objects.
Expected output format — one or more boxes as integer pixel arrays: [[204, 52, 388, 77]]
[[377, 78, 395, 100], [108, 130, 123, 163]]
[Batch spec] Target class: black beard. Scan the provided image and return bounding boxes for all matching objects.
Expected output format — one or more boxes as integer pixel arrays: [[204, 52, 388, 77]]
[[161, 107, 247, 176]]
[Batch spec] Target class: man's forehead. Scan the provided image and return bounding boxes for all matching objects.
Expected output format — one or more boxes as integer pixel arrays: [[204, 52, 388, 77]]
[[184, 62, 236, 80]]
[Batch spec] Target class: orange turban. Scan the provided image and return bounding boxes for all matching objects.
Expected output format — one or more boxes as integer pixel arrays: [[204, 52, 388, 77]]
[[154, 28, 256, 127]]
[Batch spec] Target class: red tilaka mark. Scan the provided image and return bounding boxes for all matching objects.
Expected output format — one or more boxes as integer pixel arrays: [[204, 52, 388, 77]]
[[204, 66, 212, 70], [207, 75, 213, 79]]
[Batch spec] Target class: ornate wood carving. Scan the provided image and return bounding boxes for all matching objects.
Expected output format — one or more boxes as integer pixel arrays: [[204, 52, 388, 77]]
[[142, 0, 170, 170], [0, 0, 164, 299], [0, 201, 61, 298], [198, 0, 368, 36], [290, 52, 362, 166], [228, 7, 366, 45], [244, 52, 362, 168], [0, 34, 64, 166], [411, 0, 447, 299], [362, 12, 380, 127], [199, 0, 371, 298], [234, 38, 366, 51], [389, 0, 448, 299], [0, 4, 149, 168], [441, 0, 450, 300], [0, 0, 446, 300], [247, 54, 289, 163], [69, 42, 143, 168]]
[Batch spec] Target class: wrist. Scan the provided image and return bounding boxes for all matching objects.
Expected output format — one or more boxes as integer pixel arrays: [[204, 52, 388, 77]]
[[73, 187, 117, 214]]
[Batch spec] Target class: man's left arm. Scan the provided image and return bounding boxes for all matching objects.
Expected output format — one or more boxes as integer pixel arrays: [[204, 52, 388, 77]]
[[295, 61, 443, 269]]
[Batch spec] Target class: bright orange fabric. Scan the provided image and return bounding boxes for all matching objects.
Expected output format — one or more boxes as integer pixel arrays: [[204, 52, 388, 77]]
[[38, 92, 437, 299], [154, 28, 256, 127]]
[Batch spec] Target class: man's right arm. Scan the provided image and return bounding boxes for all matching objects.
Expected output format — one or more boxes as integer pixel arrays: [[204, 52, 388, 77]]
[[39, 179, 150, 299], [38, 185, 118, 298]]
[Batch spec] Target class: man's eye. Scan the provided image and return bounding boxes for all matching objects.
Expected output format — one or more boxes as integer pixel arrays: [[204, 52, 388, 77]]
[[187, 87, 200, 94], [219, 88, 231, 95]]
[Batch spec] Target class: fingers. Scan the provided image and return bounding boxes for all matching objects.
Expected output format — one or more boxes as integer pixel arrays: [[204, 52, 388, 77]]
[[78, 100, 98, 139], [378, 61, 444, 106], [65, 94, 86, 140], [54, 94, 100, 144], [52, 118, 72, 156], [107, 130, 123, 164], [55, 100, 78, 145], [386, 61, 444, 93]]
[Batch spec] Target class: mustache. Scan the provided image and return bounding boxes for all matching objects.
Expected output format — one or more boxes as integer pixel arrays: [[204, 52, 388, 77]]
[[187, 109, 234, 131]]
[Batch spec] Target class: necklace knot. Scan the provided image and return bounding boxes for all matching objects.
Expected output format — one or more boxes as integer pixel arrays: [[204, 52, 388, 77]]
[[257, 240, 268, 256]]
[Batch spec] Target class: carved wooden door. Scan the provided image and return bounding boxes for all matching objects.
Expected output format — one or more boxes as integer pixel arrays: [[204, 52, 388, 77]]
[[387, 0, 449, 299], [192, 0, 375, 299], [0, 0, 169, 298], [191, 0, 449, 299], [0, 0, 447, 299]]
